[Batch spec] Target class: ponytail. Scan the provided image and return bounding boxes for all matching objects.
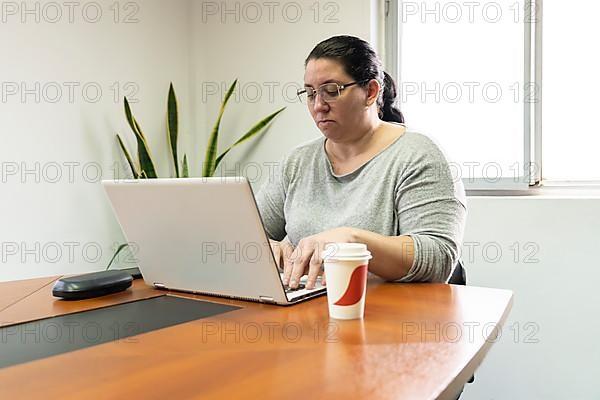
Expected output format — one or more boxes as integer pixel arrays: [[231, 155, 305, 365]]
[[379, 72, 405, 124]]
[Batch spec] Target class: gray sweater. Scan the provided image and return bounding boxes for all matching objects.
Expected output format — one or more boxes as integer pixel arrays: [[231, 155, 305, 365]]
[[255, 131, 467, 283]]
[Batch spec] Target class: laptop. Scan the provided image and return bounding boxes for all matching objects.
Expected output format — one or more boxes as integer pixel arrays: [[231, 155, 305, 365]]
[[102, 177, 326, 305]]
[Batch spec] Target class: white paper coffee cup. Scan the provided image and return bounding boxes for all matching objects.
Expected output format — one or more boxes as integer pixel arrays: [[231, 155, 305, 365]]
[[322, 243, 372, 320]]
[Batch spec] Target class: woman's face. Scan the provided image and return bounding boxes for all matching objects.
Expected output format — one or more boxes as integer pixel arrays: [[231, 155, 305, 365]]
[[303, 58, 375, 141]]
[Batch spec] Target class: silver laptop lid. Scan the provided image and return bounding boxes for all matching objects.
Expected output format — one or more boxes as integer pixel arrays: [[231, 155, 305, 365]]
[[102, 177, 288, 303]]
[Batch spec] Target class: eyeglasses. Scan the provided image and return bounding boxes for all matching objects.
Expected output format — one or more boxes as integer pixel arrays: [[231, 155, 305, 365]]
[[296, 80, 369, 104]]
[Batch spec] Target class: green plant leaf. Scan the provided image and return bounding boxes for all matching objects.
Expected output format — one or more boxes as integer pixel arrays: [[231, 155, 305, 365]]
[[167, 83, 180, 178], [106, 243, 130, 271], [203, 79, 238, 177], [182, 154, 189, 178], [215, 107, 286, 168], [124, 97, 158, 178], [133, 119, 158, 178], [116, 134, 140, 179], [123, 96, 138, 135]]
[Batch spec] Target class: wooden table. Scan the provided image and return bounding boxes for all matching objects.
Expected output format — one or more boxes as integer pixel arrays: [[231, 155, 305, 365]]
[[0, 276, 512, 399]]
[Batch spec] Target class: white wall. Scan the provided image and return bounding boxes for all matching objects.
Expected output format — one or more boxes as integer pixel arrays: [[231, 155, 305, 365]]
[[461, 197, 600, 400], [0, 0, 192, 281], [188, 0, 375, 181], [1, 0, 379, 281]]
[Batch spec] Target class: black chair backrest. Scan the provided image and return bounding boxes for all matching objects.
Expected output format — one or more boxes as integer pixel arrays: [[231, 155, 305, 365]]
[[447, 259, 467, 285]]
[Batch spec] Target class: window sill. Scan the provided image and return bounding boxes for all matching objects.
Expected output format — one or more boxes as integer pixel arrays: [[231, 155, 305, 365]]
[[467, 182, 600, 198]]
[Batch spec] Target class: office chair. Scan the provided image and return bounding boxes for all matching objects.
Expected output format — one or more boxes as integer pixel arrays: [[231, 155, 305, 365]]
[[447, 258, 467, 285], [447, 259, 475, 399]]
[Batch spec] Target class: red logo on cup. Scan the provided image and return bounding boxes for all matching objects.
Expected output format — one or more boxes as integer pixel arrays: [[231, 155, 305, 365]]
[[334, 265, 368, 306]]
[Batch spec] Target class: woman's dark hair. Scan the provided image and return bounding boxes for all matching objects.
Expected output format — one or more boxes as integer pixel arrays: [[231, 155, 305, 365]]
[[305, 35, 404, 124]]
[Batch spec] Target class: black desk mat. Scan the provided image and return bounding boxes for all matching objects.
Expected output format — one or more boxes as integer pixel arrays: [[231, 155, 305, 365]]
[[0, 295, 240, 369]]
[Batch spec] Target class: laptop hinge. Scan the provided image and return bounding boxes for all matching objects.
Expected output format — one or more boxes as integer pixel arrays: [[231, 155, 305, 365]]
[[154, 283, 167, 289], [259, 296, 276, 304]]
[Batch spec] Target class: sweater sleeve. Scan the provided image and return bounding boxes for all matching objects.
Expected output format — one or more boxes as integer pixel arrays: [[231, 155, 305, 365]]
[[394, 145, 467, 283], [254, 156, 289, 241]]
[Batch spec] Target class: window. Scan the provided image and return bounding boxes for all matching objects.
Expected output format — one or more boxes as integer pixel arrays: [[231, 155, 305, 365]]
[[541, 0, 600, 181], [386, 0, 598, 189]]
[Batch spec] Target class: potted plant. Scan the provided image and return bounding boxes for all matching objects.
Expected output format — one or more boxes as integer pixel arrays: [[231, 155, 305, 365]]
[[116, 80, 285, 179], [107, 80, 286, 268]]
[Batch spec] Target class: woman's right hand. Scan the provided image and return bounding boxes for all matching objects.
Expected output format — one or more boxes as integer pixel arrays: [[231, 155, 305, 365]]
[[270, 238, 328, 288]]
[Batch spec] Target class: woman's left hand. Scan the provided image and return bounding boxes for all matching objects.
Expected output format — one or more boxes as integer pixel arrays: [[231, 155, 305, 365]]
[[283, 227, 357, 290]]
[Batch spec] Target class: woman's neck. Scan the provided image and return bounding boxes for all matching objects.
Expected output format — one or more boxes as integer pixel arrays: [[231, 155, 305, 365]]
[[326, 119, 383, 162]]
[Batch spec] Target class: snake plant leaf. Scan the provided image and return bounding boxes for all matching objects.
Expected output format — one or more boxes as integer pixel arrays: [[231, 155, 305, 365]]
[[123, 96, 138, 136], [182, 154, 189, 178], [140, 170, 148, 179], [203, 79, 238, 177], [123, 97, 158, 178], [116, 134, 140, 179], [132, 118, 158, 178], [105, 243, 130, 271], [215, 107, 286, 169], [167, 83, 180, 178]]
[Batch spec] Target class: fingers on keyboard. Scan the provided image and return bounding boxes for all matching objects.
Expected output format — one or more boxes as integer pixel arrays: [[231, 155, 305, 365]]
[[284, 284, 306, 293]]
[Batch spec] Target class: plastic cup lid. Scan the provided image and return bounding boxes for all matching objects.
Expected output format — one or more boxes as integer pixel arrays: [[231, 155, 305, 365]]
[[322, 242, 372, 260]]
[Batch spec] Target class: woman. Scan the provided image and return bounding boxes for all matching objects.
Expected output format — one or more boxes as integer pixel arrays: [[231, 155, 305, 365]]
[[256, 35, 466, 290]]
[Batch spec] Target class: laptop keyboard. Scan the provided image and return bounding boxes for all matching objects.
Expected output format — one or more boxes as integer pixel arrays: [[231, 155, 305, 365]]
[[284, 284, 306, 293], [280, 274, 325, 300]]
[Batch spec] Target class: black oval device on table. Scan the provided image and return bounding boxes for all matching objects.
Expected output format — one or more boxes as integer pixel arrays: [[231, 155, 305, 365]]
[[52, 270, 133, 300]]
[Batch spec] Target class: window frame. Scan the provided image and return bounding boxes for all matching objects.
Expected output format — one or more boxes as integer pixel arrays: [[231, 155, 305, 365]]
[[384, 0, 570, 194]]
